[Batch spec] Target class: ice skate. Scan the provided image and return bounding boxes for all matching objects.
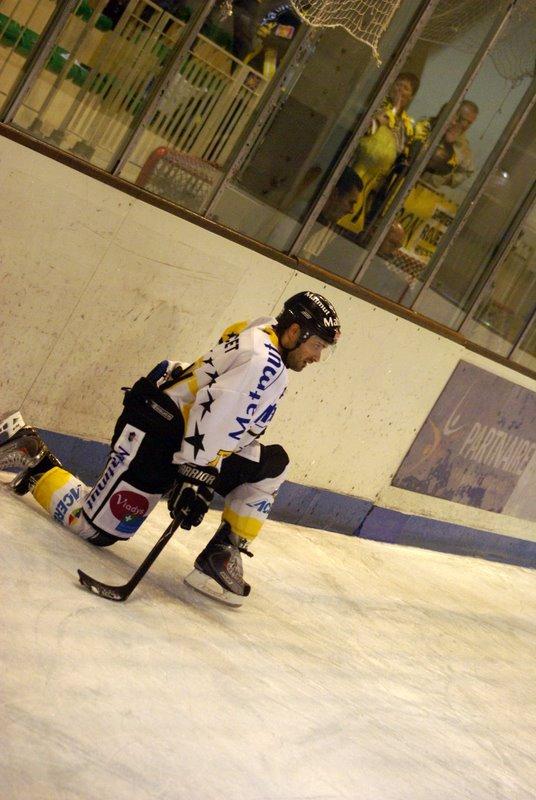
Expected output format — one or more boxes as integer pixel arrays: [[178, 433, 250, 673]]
[[184, 522, 253, 607], [0, 411, 61, 495]]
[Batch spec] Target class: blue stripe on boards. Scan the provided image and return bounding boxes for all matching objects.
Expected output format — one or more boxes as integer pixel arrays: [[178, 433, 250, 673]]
[[35, 429, 536, 569]]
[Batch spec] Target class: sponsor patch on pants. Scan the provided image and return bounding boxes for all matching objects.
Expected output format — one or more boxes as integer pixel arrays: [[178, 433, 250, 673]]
[[109, 489, 149, 534], [85, 479, 160, 538]]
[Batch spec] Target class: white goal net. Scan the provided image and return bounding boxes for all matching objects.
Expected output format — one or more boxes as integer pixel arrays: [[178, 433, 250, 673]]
[[420, 0, 536, 85], [290, 0, 403, 62], [290, 0, 535, 82]]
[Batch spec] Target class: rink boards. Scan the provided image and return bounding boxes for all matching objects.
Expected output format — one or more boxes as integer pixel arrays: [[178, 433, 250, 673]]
[[33, 425, 536, 569], [1, 133, 535, 566]]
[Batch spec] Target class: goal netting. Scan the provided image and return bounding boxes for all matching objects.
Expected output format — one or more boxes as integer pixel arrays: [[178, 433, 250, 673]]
[[290, 0, 535, 83], [290, 0, 403, 62], [420, 0, 536, 85]]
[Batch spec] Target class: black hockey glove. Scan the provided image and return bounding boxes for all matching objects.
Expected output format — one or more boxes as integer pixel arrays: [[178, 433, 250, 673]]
[[168, 463, 219, 530]]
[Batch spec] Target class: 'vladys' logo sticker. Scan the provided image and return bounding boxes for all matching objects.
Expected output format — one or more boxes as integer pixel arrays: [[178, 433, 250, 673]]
[[110, 490, 149, 534]]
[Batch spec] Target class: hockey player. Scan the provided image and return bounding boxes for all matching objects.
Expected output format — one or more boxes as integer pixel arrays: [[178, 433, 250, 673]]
[[0, 292, 340, 606]]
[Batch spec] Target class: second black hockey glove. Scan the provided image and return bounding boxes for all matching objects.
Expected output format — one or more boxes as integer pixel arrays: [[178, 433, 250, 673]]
[[168, 463, 219, 530]]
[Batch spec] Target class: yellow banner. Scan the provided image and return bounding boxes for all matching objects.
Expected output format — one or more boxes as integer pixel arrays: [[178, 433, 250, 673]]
[[397, 182, 458, 264]]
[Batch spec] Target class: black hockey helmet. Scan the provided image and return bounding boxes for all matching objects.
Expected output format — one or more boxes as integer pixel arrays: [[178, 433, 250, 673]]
[[276, 291, 341, 346]]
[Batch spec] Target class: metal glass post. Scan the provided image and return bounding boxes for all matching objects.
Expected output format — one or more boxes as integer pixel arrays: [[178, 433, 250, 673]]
[[409, 79, 536, 308], [111, 0, 218, 175], [203, 23, 319, 217], [287, 0, 442, 257], [351, 0, 518, 282], [509, 306, 536, 360], [1, 0, 80, 123], [458, 181, 536, 336]]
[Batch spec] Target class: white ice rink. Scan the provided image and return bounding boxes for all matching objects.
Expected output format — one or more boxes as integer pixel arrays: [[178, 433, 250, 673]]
[[1, 481, 535, 800]]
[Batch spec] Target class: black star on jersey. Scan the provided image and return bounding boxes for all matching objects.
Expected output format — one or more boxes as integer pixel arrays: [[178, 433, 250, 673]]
[[206, 370, 219, 387], [203, 356, 214, 367], [200, 389, 215, 420], [184, 423, 205, 459]]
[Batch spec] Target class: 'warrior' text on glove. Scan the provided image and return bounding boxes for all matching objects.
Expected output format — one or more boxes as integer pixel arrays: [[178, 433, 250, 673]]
[[167, 463, 219, 530]]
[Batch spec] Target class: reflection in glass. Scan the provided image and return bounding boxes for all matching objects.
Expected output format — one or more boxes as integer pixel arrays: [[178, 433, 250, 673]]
[[415, 100, 479, 190], [209, 0, 421, 250], [461, 210, 536, 356], [120, 1, 302, 211], [300, 167, 363, 265], [359, 221, 422, 303], [0, 0, 56, 111], [295, 0, 508, 288], [415, 101, 536, 328], [337, 71, 421, 238], [386, 3, 536, 312], [513, 312, 536, 371], [9, 0, 192, 168]]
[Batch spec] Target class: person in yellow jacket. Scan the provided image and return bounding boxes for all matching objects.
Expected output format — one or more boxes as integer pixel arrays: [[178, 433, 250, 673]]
[[338, 72, 420, 235]]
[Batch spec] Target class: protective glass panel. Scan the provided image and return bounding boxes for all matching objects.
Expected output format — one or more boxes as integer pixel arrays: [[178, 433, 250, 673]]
[[208, 0, 421, 249], [361, 0, 535, 309], [460, 206, 536, 356], [118, 1, 303, 212], [0, 0, 56, 111], [8, 1, 194, 169], [415, 101, 536, 328], [295, 1, 523, 301], [512, 313, 536, 371]]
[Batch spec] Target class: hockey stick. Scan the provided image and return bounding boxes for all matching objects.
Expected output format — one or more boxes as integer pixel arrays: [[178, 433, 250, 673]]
[[77, 514, 184, 602]]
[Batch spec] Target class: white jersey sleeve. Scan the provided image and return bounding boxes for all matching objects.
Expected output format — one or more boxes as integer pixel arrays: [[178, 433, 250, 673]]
[[163, 319, 287, 469]]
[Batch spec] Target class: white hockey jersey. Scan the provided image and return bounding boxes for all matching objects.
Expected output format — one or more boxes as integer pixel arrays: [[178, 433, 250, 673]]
[[162, 318, 287, 469]]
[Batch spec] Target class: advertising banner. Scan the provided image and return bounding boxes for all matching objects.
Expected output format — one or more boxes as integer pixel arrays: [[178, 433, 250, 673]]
[[392, 361, 536, 521], [397, 181, 458, 264]]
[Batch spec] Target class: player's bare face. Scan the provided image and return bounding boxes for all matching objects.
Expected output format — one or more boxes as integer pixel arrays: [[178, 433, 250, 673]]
[[287, 335, 330, 371]]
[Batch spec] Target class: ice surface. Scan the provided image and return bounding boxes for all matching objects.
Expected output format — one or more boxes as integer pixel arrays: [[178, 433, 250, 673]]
[[1, 478, 535, 800]]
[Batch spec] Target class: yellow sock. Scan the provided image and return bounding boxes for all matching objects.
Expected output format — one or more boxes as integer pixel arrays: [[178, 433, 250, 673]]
[[222, 507, 263, 542]]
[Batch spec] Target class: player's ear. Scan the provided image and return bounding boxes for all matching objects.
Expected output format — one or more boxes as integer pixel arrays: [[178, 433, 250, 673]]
[[285, 322, 301, 347]]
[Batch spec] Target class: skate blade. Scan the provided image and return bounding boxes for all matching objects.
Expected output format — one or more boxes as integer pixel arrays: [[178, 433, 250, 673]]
[[184, 569, 245, 607]]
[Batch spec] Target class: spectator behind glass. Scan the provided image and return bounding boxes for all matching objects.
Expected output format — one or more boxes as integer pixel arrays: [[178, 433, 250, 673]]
[[416, 100, 479, 189], [232, 1, 300, 71], [377, 220, 406, 259], [301, 168, 364, 261], [337, 72, 421, 236], [320, 168, 364, 224]]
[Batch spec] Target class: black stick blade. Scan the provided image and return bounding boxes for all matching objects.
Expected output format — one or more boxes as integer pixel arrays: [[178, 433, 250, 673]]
[[76, 517, 181, 602], [77, 569, 129, 601]]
